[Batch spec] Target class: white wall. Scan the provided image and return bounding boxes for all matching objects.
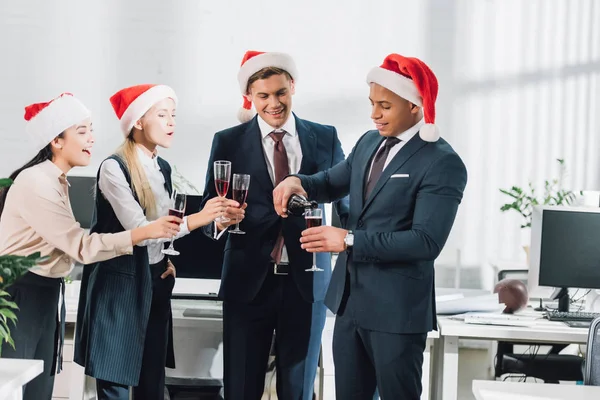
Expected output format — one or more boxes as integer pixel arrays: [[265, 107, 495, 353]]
[[0, 0, 425, 182], [1, 0, 599, 288]]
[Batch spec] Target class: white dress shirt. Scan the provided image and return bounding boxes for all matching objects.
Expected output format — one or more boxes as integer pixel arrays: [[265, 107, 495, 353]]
[[99, 146, 190, 264], [215, 115, 302, 263], [368, 118, 425, 178], [258, 115, 302, 263]]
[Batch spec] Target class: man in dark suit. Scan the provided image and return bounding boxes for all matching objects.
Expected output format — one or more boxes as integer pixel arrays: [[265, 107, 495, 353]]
[[273, 54, 468, 399], [201, 50, 349, 400]]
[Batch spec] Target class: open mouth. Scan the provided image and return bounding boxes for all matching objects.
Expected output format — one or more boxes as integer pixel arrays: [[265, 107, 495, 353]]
[[82, 149, 92, 156], [167, 132, 174, 136], [375, 122, 388, 130]]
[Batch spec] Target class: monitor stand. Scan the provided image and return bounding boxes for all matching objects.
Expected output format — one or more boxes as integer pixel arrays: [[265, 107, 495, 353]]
[[550, 287, 570, 312]]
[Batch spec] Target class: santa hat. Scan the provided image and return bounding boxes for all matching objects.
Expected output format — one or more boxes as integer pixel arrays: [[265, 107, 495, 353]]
[[24, 93, 91, 150], [236, 51, 298, 123], [366, 54, 440, 142], [110, 84, 178, 136]]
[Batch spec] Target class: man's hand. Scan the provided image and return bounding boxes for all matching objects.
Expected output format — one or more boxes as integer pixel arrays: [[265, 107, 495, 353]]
[[300, 226, 348, 253], [216, 203, 248, 231], [273, 177, 307, 217], [161, 260, 176, 279]]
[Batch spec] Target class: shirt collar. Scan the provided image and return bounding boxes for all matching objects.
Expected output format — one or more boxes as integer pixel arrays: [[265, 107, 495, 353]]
[[257, 114, 297, 139], [41, 160, 70, 187], [136, 145, 160, 169], [395, 118, 425, 142]]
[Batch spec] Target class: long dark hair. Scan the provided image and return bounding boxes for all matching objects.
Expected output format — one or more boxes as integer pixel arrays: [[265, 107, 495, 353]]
[[0, 134, 63, 217]]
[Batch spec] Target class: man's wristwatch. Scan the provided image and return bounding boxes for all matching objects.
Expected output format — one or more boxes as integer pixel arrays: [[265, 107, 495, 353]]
[[344, 230, 354, 249]]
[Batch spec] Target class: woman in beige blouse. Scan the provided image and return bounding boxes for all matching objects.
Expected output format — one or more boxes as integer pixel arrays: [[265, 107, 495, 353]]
[[0, 93, 182, 400]]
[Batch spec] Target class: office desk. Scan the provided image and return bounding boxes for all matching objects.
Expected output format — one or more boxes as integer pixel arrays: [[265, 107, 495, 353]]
[[0, 359, 43, 400], [433, 315, 588, 400], [472, 380, 600, 400]]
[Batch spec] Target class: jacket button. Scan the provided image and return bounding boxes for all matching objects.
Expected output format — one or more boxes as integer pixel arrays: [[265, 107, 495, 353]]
[[357, 219, 363, 228]]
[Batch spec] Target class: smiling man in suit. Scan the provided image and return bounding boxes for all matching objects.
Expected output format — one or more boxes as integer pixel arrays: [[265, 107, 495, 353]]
[[273, 54, 468, 399], [201, 50, 349, 400]]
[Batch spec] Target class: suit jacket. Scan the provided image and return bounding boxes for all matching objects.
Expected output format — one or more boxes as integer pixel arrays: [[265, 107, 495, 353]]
[[298, 130, 467, 333], [73, 155, 175, 386], [201, 114, 349, 304]]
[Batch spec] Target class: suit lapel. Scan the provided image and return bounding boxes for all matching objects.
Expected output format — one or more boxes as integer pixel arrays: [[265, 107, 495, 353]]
[[295, 114, 317, 175], [361, 134, 428, 213], [243, 117, 274, 190]]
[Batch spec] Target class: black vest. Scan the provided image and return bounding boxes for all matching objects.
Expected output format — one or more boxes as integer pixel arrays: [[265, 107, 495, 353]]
[[73, 154, 176, 385]]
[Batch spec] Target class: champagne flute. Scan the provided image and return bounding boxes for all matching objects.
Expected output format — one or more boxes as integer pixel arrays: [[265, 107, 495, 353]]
[[162, 191, 187, 256], [304, 208, 323, 272], [214, 160, 231, 223], [229, 174, 250, 234]]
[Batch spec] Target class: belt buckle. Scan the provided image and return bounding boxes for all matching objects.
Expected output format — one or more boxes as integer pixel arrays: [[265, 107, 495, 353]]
[[274, 263, 289, 275]]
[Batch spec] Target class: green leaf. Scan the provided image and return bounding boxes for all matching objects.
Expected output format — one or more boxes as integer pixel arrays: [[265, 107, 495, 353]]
[[0, 308, 17, 321], [0, 178, 13, 188]]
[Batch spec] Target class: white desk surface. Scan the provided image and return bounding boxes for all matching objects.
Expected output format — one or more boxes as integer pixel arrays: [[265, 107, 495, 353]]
[[437, 312, 589, 344], [472, 380, 600, 400], [0, 359, 43, 400]]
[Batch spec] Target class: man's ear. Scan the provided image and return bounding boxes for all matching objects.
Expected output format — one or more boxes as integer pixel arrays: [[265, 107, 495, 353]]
[[410, 102, 421, 114], [289, 79, 296, 95]]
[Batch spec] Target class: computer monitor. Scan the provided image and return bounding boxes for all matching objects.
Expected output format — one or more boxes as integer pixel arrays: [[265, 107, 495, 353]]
[[169, 194, 225, 299], [528, 205, 600, 311], [68, 175, 97, 229]]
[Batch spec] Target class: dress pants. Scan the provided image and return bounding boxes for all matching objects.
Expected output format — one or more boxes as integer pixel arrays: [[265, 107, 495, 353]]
[[96, 259, 174, 400]]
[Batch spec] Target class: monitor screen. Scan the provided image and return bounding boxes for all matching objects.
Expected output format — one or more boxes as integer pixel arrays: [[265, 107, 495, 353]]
[[529, 206, 600, 294], [169, 194, 225, 298], [68, 175, 97, 229]]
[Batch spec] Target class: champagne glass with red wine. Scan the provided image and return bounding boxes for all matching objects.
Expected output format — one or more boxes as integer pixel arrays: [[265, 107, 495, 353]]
[[162, 191, 187, 256], [229, 173, 250, 234], [214, 160, 231, 223], [304, 208, 323, 272]]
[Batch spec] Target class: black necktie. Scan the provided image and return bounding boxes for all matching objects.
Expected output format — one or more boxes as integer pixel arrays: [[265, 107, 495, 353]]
[[364, 137, 401, 199], [269, 130, 289, 264]]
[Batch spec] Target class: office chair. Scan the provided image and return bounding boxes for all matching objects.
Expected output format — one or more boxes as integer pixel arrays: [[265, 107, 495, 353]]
[[494, 269, 584, 383], [584, 317, 600, 385]]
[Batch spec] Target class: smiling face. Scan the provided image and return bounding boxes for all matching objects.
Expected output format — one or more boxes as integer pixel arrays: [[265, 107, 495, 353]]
[[133, 97, 177, 151], [369, 83, 422, 137], [245, 69, 295, 129], [51, 117, 94, 169]]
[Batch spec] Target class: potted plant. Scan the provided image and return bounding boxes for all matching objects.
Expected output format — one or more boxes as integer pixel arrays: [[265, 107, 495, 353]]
[[0, 178, 45, 355], [499, 159, 581, 261]]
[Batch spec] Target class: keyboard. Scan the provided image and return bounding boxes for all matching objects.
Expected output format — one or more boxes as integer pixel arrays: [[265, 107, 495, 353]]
[[545, 310, 600, 322], [182, 308, 223, 318]]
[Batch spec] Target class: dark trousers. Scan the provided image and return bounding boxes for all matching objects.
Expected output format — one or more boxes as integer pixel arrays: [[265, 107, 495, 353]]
[[223, 270, 326, 400], [96, 259, 174, 400], [1, 272, 61, 400], [333, 292, 427, 400]]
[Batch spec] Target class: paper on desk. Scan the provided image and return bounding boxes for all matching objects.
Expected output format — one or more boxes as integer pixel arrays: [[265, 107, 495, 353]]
[[479, 389, 555, 400], [436, 293, 503, 315]]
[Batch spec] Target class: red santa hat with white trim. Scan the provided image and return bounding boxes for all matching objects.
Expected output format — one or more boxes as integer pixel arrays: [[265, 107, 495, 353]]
[[109, 84, 178, 136], [24, 93, 91, 150], [366, 54, 440, 142], [236, 50, 298, 123]]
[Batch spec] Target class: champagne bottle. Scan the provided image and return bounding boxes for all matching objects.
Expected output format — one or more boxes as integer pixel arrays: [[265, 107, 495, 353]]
[[286, 194, 318, 217]]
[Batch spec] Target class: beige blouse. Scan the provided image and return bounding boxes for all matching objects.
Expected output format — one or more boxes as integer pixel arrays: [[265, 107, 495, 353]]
[[0, 160, 133, 278]]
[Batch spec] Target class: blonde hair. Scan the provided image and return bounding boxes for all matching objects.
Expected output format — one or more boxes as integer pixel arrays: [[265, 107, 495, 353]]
[[116, 133, 158, 219]]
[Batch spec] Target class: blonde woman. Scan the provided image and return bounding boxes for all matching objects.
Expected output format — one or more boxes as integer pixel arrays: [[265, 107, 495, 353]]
[[74, 84, 241, 400], [0, 93, 181, 400]]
